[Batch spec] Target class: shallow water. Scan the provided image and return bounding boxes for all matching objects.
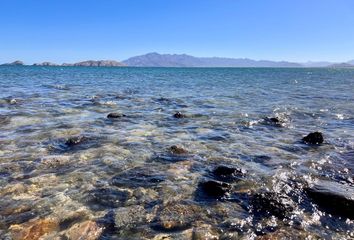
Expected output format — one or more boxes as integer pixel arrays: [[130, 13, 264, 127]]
[[0, 66, 354, 239]]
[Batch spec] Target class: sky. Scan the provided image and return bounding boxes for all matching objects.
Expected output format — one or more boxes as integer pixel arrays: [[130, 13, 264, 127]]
[[1, 0, 354, 64]]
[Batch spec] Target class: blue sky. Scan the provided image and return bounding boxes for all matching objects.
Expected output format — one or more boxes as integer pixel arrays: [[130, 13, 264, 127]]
[[1, 0, 354, 64]]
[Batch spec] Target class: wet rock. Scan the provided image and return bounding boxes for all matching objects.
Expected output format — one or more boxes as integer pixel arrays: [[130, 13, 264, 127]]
[[305, 180, 354, 219], [263, 117, 283, 126], [38, 155, 70, 168], [302, 132, 324, 145], [85, 188, 129, 209], [169, 145, 188, 155], [173, 112, 186, 119], [65, 136, 89, 147], [115, 205, 148, 229], [199, 180, 231, 199], [212, 166, 246, 182], [251, 192, 294, 219], [64, 220, 103, 240], [154, 203, 202, 231], [107, 112, 126, 119], [9, 217, 59, 240]]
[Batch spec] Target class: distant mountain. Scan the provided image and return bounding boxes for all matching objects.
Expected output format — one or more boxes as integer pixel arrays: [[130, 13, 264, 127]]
[[1, 60, 24, 66], [329, 63, 354, 68], [123, 52, 302, 67], [347, 60, 354, 65], [67, 60, 126, 67], [301, 61, 334, 67]]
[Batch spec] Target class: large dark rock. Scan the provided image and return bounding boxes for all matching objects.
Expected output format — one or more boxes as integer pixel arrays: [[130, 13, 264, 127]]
[[251, 192, 294, 219], [212, 166, 246, 182], [199, 180, 231, 199], [107, 113, 126, 119], [302, 132, 324, 145], [305, 180, 354, 219]]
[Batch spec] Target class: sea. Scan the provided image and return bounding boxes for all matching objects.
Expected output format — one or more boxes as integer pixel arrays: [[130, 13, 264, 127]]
[[0, 66, 353, 239]]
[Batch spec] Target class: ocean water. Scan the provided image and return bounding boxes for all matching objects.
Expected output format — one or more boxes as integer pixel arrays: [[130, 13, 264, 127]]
[[0, 66, 353, 239]]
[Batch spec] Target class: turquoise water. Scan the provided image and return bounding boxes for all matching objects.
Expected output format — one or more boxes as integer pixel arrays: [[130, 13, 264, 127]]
[[0, 66, 354, 239]]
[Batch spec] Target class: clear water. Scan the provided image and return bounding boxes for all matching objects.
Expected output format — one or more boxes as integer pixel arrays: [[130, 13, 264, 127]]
[[0, 66, 353, 239]]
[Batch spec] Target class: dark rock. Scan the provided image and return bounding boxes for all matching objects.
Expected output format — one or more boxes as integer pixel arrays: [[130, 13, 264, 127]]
[[263, 116, 288, 127], [65, 136, 89, 147], [264, 117, 281, 124], [251, 192, 294, 219], [302, 132, 324, 145], [305, 180, 354, 219], [107, 113, 126, 119], [199, 180, 231, 199], [212, 166, 246, 182], [169, 145, 188, 155], [173, 112, 186, 119]]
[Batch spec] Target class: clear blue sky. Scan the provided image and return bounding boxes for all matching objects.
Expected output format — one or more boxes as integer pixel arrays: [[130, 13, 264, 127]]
[[1, 0, 354, 64]]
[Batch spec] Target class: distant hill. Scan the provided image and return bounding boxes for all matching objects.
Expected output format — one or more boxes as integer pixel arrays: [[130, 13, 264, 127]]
[[301, 61, 334, 67], [64, 60, 126, 67], [1, 55, 354, 68], [329, 63, 354, 68], [1, 60, 24, 66], [123, 52, 302, 67], [33, 62, 58, 66]]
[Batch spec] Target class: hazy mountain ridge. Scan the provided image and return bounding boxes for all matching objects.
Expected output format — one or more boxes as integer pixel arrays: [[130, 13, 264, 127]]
[[123, 53, 303, 67], [1, 54, 354, 67]]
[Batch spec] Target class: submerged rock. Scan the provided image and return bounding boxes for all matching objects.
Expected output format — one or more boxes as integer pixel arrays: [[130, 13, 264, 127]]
[[169, 145, 188, 155], [64, 220, 103, 240], [199, 180, 231, 199], [0, 115, 10, 125], [111, 167, 166, 188], [154, 203, 202, 231], [302, 132, 324, 145], [192, 224, 219, 240], [107, 112, 126, 119], [212, 166, 246, 182], [115, 205, 148, 229], [305, 180, 354, 219], [86, 188, 129, 209], [9, 217, 59, 240], [173, 112, 186, 119], [65, 136, 89, 147], [251, 192, 295, 219]]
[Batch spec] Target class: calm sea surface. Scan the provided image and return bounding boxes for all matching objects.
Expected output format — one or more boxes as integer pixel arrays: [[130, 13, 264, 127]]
[[0, 67, 354, 239]]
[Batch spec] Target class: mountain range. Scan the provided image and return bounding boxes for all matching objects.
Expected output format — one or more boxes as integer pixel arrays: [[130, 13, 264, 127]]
[[1, 53, 354, 68]]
